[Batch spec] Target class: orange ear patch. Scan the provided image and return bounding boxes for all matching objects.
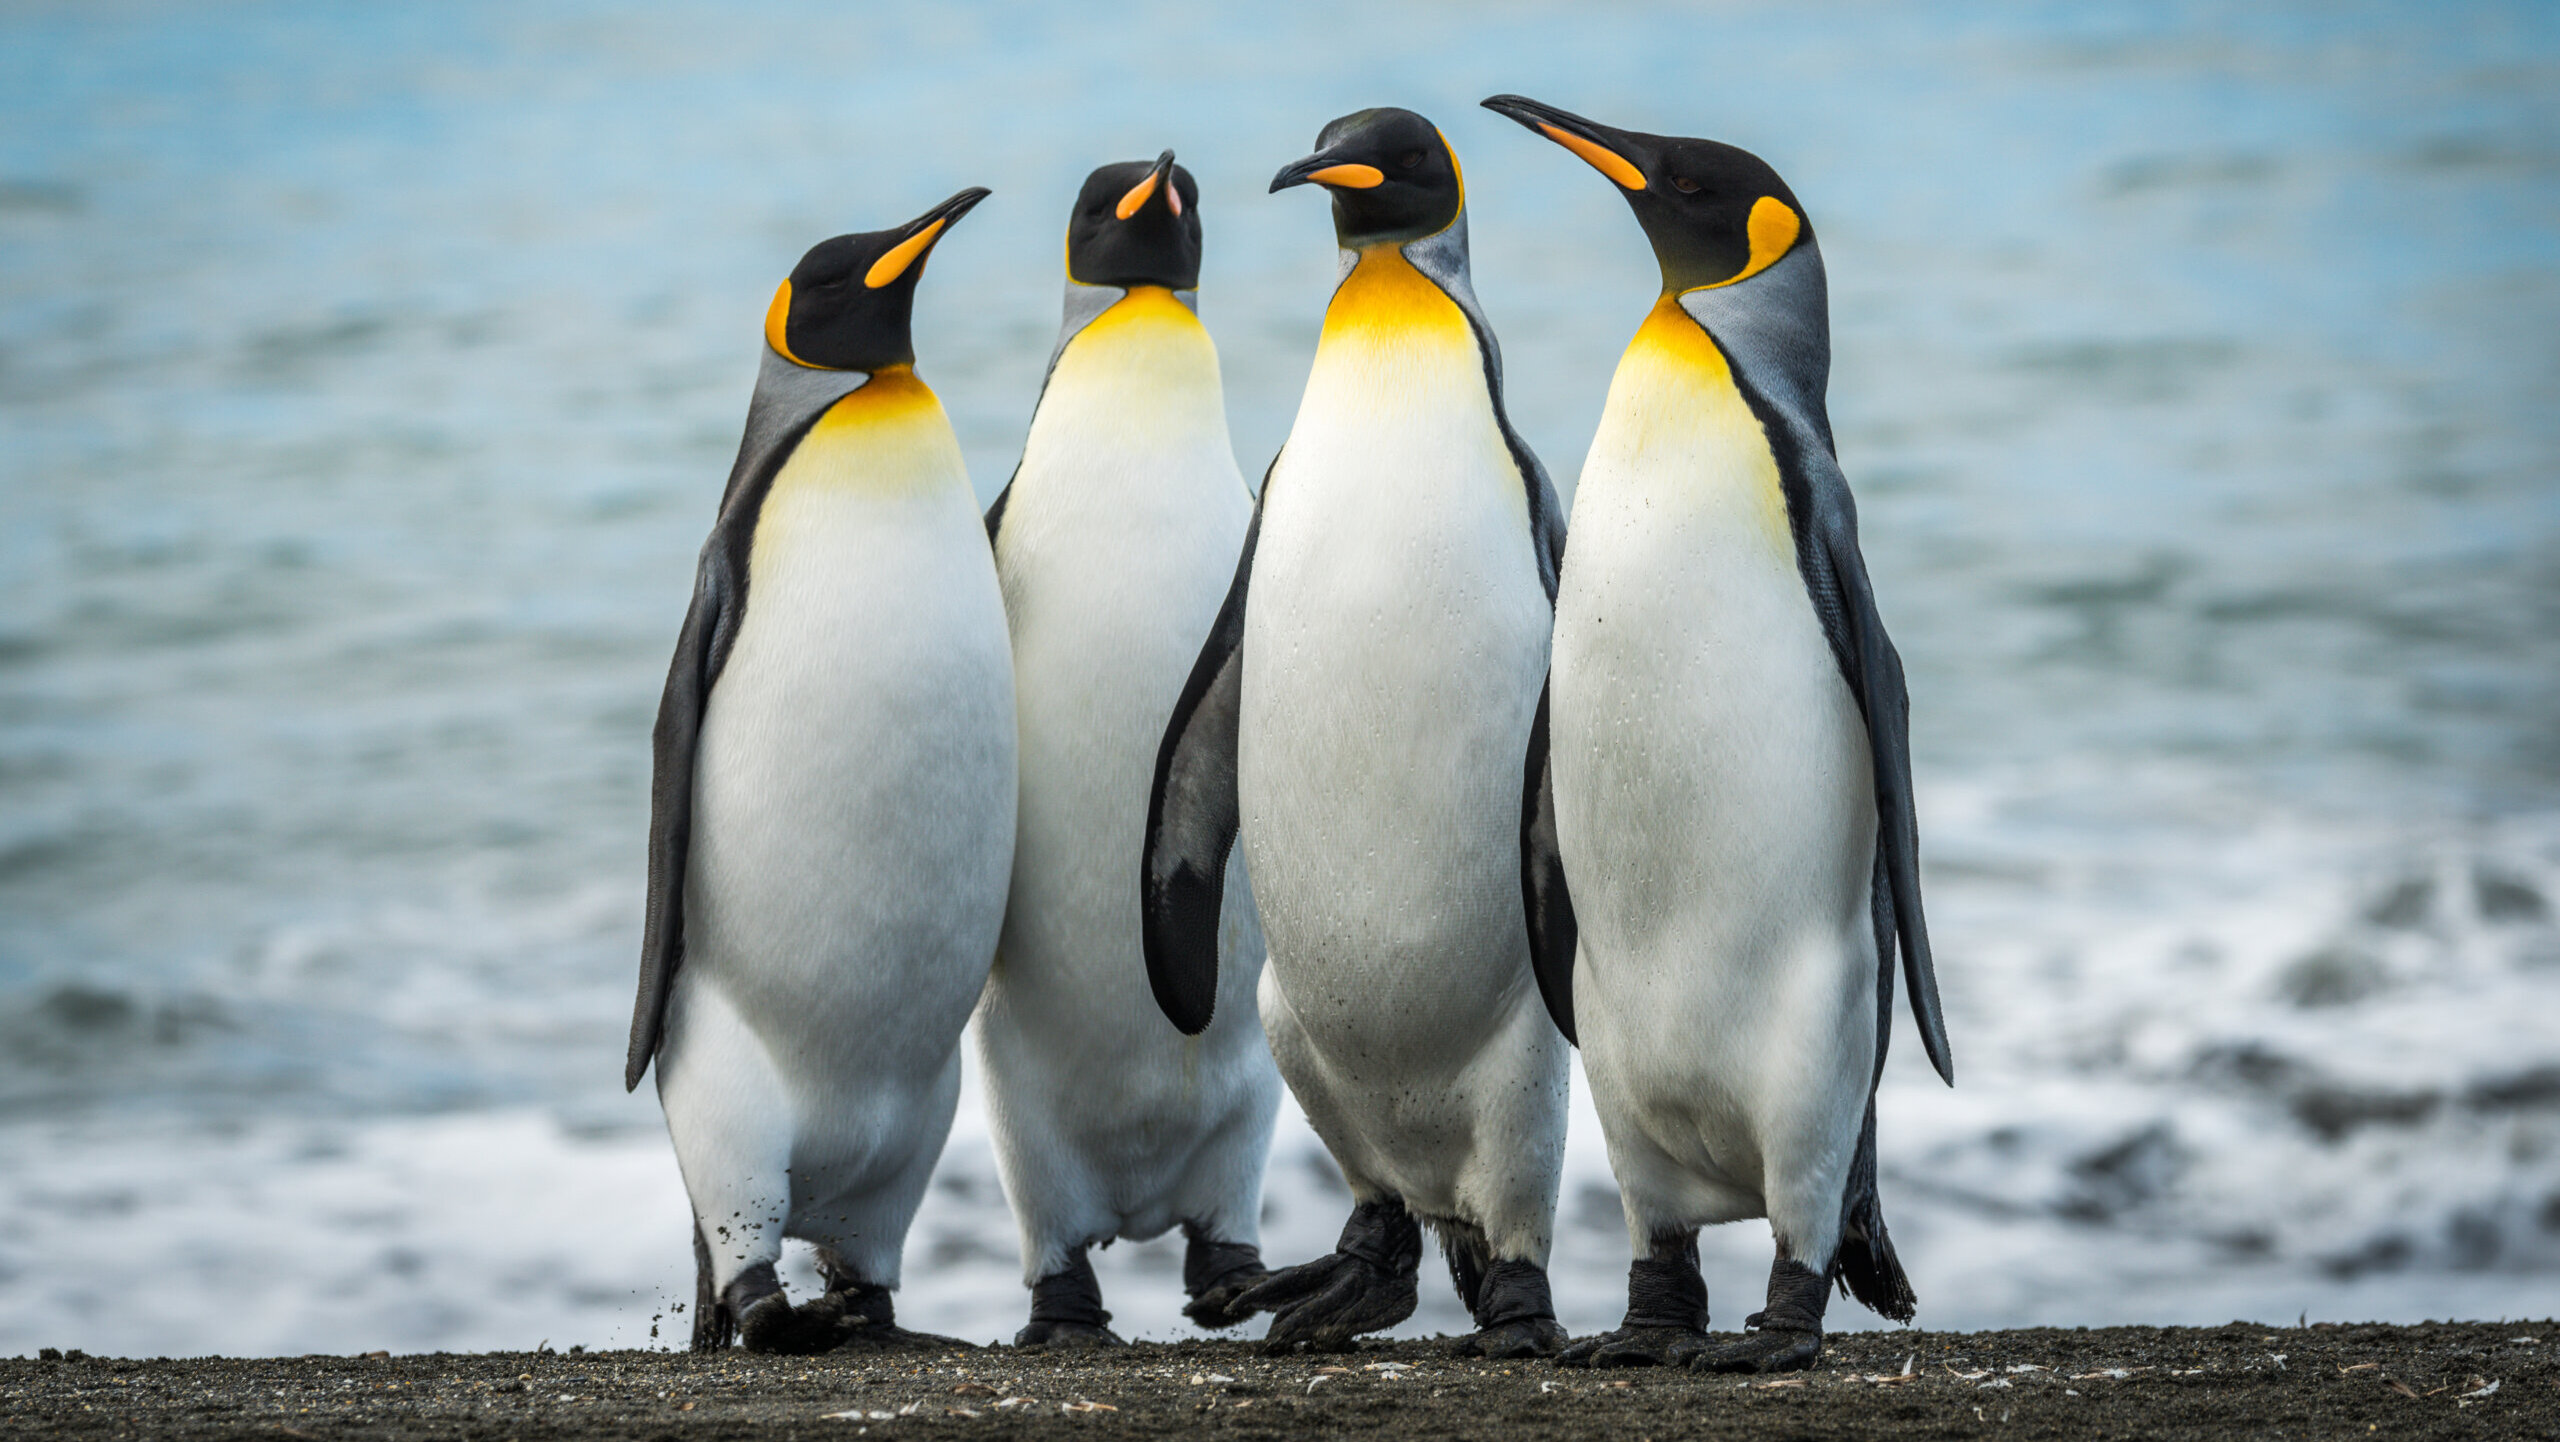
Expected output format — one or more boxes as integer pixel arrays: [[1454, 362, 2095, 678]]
[[764, 279, 816, 365], [1695, 196, 1802, 290]]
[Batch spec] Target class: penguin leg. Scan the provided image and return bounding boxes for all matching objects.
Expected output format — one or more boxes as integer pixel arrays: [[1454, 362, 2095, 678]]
[[790, 1052, 975, 1354], [1180, 1221, 1269, 1330], [688, 1223, 734, 1353], [1442, 1220, 1567, 1360], [1229, 1196, 1421, 1354], [1557, 1228, 1712, 1368], [1015, 1244, 1124, 1349], [656, 979, 810, 1352]]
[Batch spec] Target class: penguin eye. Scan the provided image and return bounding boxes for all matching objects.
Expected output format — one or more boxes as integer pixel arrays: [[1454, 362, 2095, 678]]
[[1398, 149, 1425, 170], [1672, 177, 1701, 194]]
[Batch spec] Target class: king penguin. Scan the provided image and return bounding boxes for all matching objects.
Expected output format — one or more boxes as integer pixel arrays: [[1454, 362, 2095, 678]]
[[1141, 108, 1573, 1358], [975, 151, 1281, 1348], [626, 188, 1018, 1354], [1481, 95, 1954, 1374]]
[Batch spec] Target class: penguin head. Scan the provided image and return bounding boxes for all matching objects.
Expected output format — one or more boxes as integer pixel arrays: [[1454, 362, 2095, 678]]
[[1270, 107, 1464, 248], [1066, 151, 1203, 291], [1481, 95, 1808, 294], [764, 187, 990, 371]]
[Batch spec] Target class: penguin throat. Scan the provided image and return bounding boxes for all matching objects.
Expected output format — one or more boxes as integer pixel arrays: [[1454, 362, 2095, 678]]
[[1318, 247, 1471, 349], [1628, 293, 1732, 381], [811, 365, 940, 432]]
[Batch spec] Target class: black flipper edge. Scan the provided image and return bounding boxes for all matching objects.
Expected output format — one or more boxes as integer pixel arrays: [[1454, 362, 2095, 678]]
[[1520, 680, 1577, 1044], [1139, 468, 1267, 1034]]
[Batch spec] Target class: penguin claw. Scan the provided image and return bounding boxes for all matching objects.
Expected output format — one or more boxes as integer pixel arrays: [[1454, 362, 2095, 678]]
[[1241, 1254, 1418, 1354], [1555, 1324, 1714, 1368], [1452, 1317, 1566, 1360], [1182, 1268, 1270, 1330], [1688, 1327, 1823, 1374], [1012, 1319, 1126, 1350]]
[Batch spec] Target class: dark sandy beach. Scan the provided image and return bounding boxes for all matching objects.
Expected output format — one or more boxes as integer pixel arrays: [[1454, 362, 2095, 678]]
[[6, 1321, 2548, 1439]]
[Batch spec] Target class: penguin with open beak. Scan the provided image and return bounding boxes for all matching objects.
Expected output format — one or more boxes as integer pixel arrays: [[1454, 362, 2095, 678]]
[[1482, 93, 1952, 1374], [1142, 108, 1572, 1357]]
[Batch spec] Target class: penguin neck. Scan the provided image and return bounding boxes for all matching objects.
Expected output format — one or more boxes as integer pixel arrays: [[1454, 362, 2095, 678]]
[[782, 364, 964, 494], [1589, 292, 1789, 553], [1028, 283, 1231, 448], [1315, 244, 1476, 356], [1627, 291, 1735, 383]]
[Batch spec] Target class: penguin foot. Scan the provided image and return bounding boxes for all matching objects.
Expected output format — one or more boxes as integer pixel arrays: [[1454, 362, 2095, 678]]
[[1013, 1319, 1126, 1350], [1235, 1200, 1423, 1354], [1453, 1316, 1567, 1359], [1688, 1327, 1823, 1374], [832, 1322, 979, 1354], [1183, 1267, 1269, 1330], [1238, 1252, 1419, 1354], [1014, 1246, 1118, 1351], [1690, 1256, 1826, 1372], [736, 1292, 847, 1356], [1559, 1247, 1711, 1367], [1451, 1257, 1563, 1358], [1180, 1230, 1268, 1330], [1555, 1324, 1713, 1368]]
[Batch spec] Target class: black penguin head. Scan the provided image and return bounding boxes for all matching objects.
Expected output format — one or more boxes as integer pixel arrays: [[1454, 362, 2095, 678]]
[[1270, 107, 1464, 248], [1066, 151, 1203, 290], [1482, 95, 1808, 294], [764, 187, 990, 371]]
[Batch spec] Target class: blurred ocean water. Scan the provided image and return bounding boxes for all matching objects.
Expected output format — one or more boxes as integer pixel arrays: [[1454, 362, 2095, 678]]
[[2, 0, 2557, 1354]]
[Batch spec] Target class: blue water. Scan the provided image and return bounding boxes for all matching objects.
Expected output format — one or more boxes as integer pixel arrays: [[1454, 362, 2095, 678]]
[[2, 0, 2556, 1354]]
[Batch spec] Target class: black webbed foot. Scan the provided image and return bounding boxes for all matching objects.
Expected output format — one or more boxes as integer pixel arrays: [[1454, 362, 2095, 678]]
[[1689, 1328, 1822, 1373], [1559, 1242, 1710, 1367], [1687, 1256, 1825, 1374], [1557, 1324, 1713, 1368], [727, 1264, 828, 1355], [1450, 1257, 1564, 1358], [1180, 1229, 1268, 1330], [1233, 1199, 1421, 1354], [1456, 1315, 1567, 1358], [1014, 1246, 1122, 1348], [1013, 1319, 1125, 1349]]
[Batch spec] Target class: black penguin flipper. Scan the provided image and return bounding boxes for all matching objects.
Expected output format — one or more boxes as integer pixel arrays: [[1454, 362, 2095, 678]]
[[1519, 680, 1577, 1044], [627, 356, 862, 1091], [1140, 485, 1264, 1035], [628, 534, 735, 1091], [1814, 505, 1953, 1085]]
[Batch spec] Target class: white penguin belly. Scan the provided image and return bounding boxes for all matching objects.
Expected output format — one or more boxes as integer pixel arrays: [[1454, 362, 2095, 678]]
[[1550, 300, 1876, 1210], [676, 378, 1016, 1199], [981, 288, 1274, 1255], [1238, 250, 1560, 1222]]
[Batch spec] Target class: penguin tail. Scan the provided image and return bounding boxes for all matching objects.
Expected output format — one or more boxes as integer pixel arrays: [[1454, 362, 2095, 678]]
[[1831, 1097, 1918, 1323], [1428, 1218, 1493, 1316], [689, 1224, 735, 1352]]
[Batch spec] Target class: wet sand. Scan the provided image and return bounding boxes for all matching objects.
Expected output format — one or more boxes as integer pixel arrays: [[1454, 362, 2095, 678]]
[[5, 1321, 2548, 1439]]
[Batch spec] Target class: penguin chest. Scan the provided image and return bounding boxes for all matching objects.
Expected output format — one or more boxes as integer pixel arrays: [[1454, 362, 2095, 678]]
[[1239, 250, 1548, 1006], [994, 290, 1252, 985], [1552, 303, 1874, 979], [686, 378, 1016, 1054]]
